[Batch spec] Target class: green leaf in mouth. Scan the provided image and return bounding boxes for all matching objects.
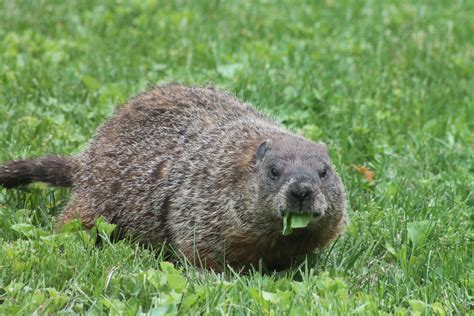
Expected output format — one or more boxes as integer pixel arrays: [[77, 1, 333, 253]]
[[282, 213, 313, 236]]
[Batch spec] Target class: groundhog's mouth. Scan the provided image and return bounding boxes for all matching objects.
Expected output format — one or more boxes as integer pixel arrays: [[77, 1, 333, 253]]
[[279, 208, 324, 219], [281, 212, 318, 236]]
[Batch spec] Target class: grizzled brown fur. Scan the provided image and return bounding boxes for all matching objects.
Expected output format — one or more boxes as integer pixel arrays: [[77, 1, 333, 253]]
[[0, 84, 348, 271]]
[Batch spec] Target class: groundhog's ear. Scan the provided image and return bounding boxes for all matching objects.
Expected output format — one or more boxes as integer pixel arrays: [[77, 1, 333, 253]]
[[256, 139, 271, 161], [317, 141, 328, 153]]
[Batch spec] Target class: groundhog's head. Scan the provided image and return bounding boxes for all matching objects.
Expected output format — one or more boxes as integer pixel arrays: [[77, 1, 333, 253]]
[[253, 136, 347, 233]]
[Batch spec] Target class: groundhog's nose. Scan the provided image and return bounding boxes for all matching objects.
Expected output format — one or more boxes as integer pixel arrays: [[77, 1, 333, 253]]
[[288, 182, 313, 204]]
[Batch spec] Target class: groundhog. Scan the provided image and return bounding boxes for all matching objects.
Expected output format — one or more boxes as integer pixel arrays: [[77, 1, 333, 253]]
[[0, 84, 347, 271]]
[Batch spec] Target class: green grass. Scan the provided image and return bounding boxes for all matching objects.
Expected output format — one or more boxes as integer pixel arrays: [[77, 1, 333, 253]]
[[0, 0, 473, 314]]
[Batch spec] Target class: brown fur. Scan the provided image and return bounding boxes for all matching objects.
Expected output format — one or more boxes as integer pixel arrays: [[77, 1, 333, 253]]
[[0, 156, 74, 188], [0, 84, 348, 272]]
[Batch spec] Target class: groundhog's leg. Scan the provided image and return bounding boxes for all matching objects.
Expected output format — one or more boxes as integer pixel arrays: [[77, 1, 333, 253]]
[[58, 194, 99, 228]]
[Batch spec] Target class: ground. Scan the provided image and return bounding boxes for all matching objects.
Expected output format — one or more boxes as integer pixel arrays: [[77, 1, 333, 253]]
[[0, 1, 472, 314]]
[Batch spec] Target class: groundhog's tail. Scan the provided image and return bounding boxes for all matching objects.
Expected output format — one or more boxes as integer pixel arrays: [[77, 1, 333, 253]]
[[0, 156, 75, 188]]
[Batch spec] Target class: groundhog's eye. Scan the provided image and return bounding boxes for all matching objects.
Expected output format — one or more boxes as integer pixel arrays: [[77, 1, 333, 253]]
[[319, 168, 328, 179], [269, 166, 281, 179]]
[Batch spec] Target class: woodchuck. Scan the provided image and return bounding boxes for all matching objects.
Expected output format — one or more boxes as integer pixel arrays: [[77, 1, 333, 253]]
[[0, 84, 348, 271]]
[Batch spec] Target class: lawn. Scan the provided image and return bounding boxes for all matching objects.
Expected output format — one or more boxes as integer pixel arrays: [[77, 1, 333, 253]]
[[0, 0, 472, 314]]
